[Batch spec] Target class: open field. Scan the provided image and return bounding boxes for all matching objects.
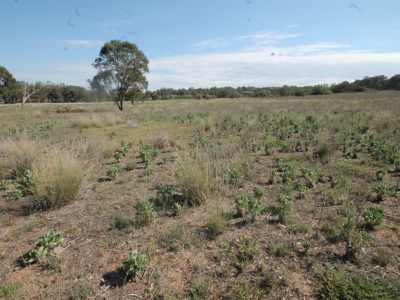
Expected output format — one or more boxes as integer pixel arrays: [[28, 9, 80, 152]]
[[0, 91, 400, 299]]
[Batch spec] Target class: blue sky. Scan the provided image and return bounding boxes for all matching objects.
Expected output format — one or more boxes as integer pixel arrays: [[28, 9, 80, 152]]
[[1, 0, 399, 90]]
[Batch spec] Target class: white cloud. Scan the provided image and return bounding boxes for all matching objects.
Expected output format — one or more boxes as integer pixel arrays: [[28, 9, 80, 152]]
[[55, 39, 104, 48], [148, 45, 400, 89], [190, 31, 301, 50]]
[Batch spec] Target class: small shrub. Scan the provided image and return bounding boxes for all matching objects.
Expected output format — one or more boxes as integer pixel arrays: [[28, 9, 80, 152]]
[[269, 243, 290, 258], [371, 248, 393, 267], [248, 198, 262, 222], [70, 280, 92, 300], [134, 198, 157, 227], [121, 250, 147, 279], [107, 165, 120, 180], [321, 213, 343, 243], [342, 203, 369, 260], [362, 205, 384, 230], [234, 195, 250, 217], [253, 187, 265, 199], [229, 166, 245, 186], [205, 211, 229, 239], [26, 229, 63, 264], [159, 225, 194, 251], [234, 281, 260, 300], [234, 236, 259, 273], [139, 142, 159, 166], [276, 194, 293, 223], [189, 276, 210, 300]]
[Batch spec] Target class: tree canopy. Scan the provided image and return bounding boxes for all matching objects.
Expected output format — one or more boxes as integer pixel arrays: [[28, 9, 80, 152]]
[[92, 40, 149, 111]]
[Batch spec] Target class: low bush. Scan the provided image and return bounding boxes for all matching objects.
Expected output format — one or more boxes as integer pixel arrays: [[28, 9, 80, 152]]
[[362, 205, 384, 230], [134, 198, 157, 227], [121, 250, 147, 280], [26, 229, 63, 264]]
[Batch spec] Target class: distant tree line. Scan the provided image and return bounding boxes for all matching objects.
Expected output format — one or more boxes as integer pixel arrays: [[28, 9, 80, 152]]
[[146, 74, 400, 100], [0, 66, 110, 104], [1, 64, 400, 104]]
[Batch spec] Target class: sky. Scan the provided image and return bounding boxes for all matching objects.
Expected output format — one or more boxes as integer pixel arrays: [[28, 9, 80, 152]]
[[0, 0, 400, 90]]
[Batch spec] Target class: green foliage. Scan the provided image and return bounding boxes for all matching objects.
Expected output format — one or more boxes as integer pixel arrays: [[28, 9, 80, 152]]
[[234, 236, 259, 273], [139, 142, 159, 166], [342, 203, 369, 260], [93, 40, 149, 111], [189, 276, 210, 300], [26, 229, 63, 264], [269, 243, 290, 257], [159, 225, 196, 251], [362, 205, 384, 230], [70, 280, 93, 300], [112, 141, 132, 162], [229, 166, 245, 186], [252, 187, 265, 199], [276, 194, 293, 223], [316, 267, 400, 300], [106, 165, 120, 180], [134, 198, 157, 227], [234, 194, 262, 222], [0, 282, 20, 299], [121, 250, 147, 279]]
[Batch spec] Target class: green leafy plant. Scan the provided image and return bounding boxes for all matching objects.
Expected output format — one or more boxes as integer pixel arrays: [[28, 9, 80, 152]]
[[107, 165, 120, 180], [234, 195, 250, 217], [121, 250, 147, 279], [139, 142, 159, 166], [26, 229, 63, 264], [276, 194, 293, 223], [362, 205, 384, 230], [234, 236, 259, 273], [134, 198, 157, 227]]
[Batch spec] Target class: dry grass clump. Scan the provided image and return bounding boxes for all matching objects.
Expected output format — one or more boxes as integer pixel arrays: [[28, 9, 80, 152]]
[[1, 136, 39, 178], [175, 153, 221, 206], [70, 113, 125, 129], [1, 136, 93, 209], [30, 150, 92, 209]]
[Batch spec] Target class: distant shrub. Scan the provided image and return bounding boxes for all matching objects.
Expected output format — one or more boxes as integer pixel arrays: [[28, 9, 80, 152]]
[[134, 198, 157, 227]]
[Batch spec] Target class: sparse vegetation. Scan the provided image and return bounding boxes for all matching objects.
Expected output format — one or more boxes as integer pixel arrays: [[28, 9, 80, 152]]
[[1, 94, 399, 298]]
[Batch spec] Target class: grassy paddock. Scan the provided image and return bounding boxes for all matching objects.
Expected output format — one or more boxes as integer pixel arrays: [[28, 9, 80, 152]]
[[0, 91, 399, 299]]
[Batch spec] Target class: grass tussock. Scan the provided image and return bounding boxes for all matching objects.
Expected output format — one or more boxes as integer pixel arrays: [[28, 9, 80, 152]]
[[175, 154, 220, 206], [2, 136, 39, 178], [30, 151, 92, 209], [1, 136, 93, 209]]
